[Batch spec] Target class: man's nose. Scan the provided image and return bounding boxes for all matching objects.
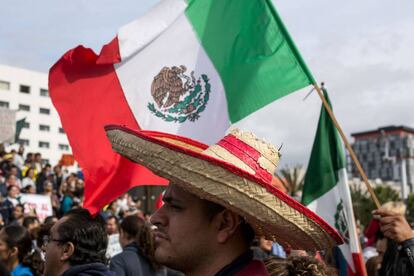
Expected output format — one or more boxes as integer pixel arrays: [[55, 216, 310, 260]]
[[150, 206, 167, 227]]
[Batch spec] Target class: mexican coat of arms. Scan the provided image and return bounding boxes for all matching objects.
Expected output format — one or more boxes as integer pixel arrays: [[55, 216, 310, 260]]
[[147, 65, 210, 123]]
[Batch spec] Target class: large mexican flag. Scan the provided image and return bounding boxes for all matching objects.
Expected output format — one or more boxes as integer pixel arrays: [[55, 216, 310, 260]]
[[49, 0, 315, 214], [302, 90, 366, 276]]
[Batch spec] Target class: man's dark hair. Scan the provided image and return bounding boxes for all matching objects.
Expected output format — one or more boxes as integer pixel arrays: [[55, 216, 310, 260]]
[[22, 216, 39, 228], [37, 222, 54, 248], [204, 200, 255, 245], [5, 175, 16, 182], [13, 204, 24, 212], [120, 215, 158, 270], [44, 216, 57, 225], [56, 208, 108, 266], [106, 215, 119, 225]]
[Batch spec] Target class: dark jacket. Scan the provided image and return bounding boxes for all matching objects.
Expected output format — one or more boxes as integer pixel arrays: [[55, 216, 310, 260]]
[[0, 198, 14, 225], [61, 263, 115, 276], [216, 250, 268, 276], [109, 243, 158, 276], [379, 238, 414, 276], [0, 183, 7, 198]]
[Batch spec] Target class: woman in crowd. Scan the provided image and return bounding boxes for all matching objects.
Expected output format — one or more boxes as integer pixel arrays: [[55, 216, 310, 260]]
[[109, 215, 162, 276], [60, 180, 75, 215], [0, 224, 34, 275], [21, 168, 36, 193], [42, 181, 60, 216]]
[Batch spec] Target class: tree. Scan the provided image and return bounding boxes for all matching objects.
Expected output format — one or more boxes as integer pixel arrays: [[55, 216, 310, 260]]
[[406, 193, 414, 224], [277, 165, 305, 199], [351, 184, 400, 227]]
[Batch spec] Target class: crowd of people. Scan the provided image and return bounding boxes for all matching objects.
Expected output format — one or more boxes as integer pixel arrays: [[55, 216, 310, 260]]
[[0, 129, 414, 276]]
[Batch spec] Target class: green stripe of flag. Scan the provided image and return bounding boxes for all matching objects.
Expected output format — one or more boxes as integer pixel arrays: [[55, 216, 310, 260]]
[[186, 0, 315, 122], [302, 89, 346, 206]]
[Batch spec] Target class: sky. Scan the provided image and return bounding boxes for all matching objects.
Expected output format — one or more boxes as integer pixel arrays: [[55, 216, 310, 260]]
[[1, 0, 413, 169]]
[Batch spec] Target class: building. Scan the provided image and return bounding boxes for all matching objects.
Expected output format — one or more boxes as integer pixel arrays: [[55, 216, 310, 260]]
[[348, 125, 414, 195], [0, 64, 71, 165]]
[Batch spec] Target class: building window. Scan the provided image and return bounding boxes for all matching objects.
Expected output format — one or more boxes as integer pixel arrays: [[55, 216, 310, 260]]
[[58, 127, 65, 134], [18, 139, 29, 146], [41, 159, 50, 165], [58, 144, 70, 151], [0, 101, 9, 109], [23, 122, 30, 129], [19, 85, 30, 94], [38, 141, 50, 148], [39, 108, 50, 115], [40, 88, 49, 97], [0, 80, 10, 90], [18, 104, 30, 112], [39, 124, 50, 132]]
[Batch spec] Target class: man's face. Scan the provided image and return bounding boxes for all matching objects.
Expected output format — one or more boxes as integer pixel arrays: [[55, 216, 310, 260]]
[[43, 217, 67, 276], [35, 154, 41, 162], [8, 185, 19, 198], [54, 166, 61, 174], [28, 220, 40, 233], [10, 167, 18, 176], [12, 206, 23, 220], [150, 184, 216, 272], [106, 218, 118, 235], [6, 176, 17, 187], [259, 237, 273, 252]]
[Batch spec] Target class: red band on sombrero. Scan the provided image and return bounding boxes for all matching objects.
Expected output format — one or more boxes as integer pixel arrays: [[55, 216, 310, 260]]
[[217, 134, 273, 184]]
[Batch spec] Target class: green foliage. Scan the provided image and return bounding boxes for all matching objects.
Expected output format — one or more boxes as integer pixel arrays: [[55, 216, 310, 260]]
[[277, 165, 305, 198], [406, 193, 414, 223], [351, 184, 400, 227]]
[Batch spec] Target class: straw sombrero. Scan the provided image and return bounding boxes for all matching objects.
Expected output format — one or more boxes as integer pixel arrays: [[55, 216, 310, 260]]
[[105, 125, 343, 250]]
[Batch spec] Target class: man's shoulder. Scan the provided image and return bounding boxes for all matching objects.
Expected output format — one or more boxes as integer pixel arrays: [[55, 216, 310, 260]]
[[111, 248, 139, 265], [62, 263, 116, 276], [1, 198, 12, 206], [12, 264, 33, 276]]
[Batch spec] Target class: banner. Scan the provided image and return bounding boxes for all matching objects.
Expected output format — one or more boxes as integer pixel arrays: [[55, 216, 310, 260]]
[[20, 194, 53, 223], [0, 108, 16, 143]]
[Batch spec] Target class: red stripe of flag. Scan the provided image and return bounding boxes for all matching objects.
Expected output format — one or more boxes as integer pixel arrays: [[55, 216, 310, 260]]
[[49, 39, 168, 215]]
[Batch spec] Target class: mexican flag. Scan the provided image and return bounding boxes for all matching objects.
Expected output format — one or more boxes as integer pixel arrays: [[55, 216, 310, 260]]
[[302, 90, 366, 276], [49, 0, 315, 214]]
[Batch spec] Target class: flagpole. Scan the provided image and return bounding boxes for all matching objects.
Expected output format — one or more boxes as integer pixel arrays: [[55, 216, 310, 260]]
[[312, 83, 381, 209]]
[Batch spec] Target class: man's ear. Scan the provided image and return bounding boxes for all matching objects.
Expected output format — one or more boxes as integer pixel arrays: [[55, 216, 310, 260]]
[[60, 242, 75, 261], [215, 209, 242, 244], [9, 246, 18, 259]]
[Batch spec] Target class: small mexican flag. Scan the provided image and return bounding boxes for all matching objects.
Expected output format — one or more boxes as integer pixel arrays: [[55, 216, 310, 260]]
[[302, 89, 366, 276], [49, 0, 315, 214]]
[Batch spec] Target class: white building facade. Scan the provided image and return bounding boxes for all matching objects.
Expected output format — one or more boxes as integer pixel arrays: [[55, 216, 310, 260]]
[[0, 64, 71, 165]]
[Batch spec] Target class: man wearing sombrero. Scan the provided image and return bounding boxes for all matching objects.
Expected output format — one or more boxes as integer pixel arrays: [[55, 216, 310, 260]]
[[106, 126, 343, 275]]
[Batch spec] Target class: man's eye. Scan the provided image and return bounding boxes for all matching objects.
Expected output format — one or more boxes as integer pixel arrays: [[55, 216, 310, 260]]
[[169, 204, 182, 210]]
